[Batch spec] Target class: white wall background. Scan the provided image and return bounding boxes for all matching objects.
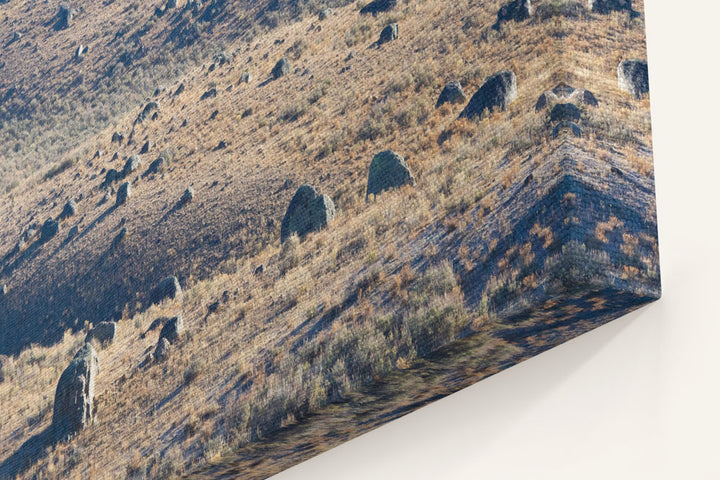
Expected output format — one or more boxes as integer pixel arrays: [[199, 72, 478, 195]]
[[274, 1, 720, 478]]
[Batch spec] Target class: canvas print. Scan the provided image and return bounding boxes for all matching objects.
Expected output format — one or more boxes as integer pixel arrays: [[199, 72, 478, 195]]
[[0, 0, 660, 478]]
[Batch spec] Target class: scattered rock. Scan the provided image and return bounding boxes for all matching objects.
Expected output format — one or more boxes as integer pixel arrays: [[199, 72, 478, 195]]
[[116, 181, 131, 206], [180, 186, 195, 204], [318, 8, 332, 20], [582, 89, 599, 106], [459, 70, 517, 120], [552, 121, 583, 138], [159, 315, 184, 344], [60, 199, 78, 219], [378, 23, 399, 45], [200, 88, 217, 100], [75, 45, 88, 59], [0, 284, 7, 296], [436, 81, 467, 108], [214, 140, 227, 150], [589, 0, 634, 14], [150, 276, 182, 305], [239, 71, 252, 83], [280, 185, 335, 242], [146, 156, 167, 175], [360, 0, 397, 15], [535, 92, 551, 111], [154, 337, 171, 361], [166, 0, 178, 8], [366, 150, 416, 200], [122, 155, 142, 177], [111, 131, 125, 143], [138, 101, 159, 122], [105, 168, 121, 185], [174, 83, 185, 96], [52, 343, 99, 442], [85, 321, 117, 347], [94, 150, 103, 158], [550, 103, 582, 123], [272, 57, 291, 79], [139, 141, 152, 154], [493, 0, 532, 30], [41, 218, 59, 242], [67, 225, 79, 240], [113, 227, 128, 246], [552, 83, 575, 97], [254, 265, 264, 275], [618, 59, 649, 99], [54, 5, 76, 31]]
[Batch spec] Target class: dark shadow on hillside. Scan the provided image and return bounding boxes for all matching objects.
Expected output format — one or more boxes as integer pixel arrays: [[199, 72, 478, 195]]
[[0, 427, 52, 479]]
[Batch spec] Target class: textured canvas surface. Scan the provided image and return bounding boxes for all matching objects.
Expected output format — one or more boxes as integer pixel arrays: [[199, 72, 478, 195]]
[[0, 0, 659, 478]]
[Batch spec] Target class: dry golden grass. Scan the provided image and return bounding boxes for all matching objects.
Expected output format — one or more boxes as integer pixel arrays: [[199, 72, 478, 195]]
[[0, 1, 658, 478]]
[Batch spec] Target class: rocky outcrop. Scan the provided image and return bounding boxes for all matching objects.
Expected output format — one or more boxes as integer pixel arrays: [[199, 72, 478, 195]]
[[493, 0, 532, 30], [618, 59, 649, 99], [436, 81, 467, 108], [459, 70, 517, 120], [366, 151, 416, 200], [159, 315, 184, 344], [116, 181, 131, 206], [85, 321, 117, 347], [272, 58, 291, 79], [378, 23, 399, 45], [280, 185, 335, 242], [150, 276, 182, 305], [360, 0, 397, 15], [52, 343, 99, 442]]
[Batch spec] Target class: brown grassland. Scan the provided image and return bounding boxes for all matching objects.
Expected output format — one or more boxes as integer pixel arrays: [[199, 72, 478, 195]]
[[0, 0, 658, 478]]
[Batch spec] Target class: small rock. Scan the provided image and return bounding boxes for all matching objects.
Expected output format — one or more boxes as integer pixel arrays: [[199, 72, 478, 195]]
[[280, 185, 335, 242], [123, 155, 141, 177], [582, 90, 599, 106], [140, 141, 152, 154], [272, 57, 291, 79], [180, 187, 195, 204], [378, 23, 399, 45], [174, 83, 186, 96], [360, 0, 397, 15], [493, 0, 532, 30], [239, 71, 252, 84], [552, 121, 583, 138], [54, 5, 75, 31], [459, 70, 517, 121], [61, 199, 78, 219], [41, 218, 59, 242], [150, 276, 182, 305], [67, 225, 79, 240], [116, 181, 131, 206], [318, 8, 332, 20], [85, 321, 117, 347], [146, 156, 167, 175], [159, 315, 184, 344], [200, 88, 217, 100], [550, 103, 581, 123], [436, 81, 467, 108], [154, 337, 171, 361], [111, 131, 125, 143]]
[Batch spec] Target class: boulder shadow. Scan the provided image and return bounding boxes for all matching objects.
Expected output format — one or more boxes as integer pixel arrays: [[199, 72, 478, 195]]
[[0, 426, 53, 478]]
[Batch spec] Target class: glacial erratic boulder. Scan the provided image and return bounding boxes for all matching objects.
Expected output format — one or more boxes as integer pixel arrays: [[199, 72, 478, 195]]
[[360, 0, 397, 15], [85, 321, 117, 347], [436, 81, 467, 108], [618, 59, 649, 99], [280, 185, 335, 242], [459, 70, 517, 121], [378, 23, 399, 45], [150, 275, 182, 305], [366, 150, 416, 200], [272, 57, 291, 79], [116, 181, 131, 206], [52, 343, 99, 442]]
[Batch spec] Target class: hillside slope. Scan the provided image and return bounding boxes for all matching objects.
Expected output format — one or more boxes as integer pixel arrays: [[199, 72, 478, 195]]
[[0, 0, 659, 478]]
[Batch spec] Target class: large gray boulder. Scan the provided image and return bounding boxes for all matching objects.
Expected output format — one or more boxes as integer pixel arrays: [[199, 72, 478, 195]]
[[52, 343, 99, 442], [116, 181, 131, 206], [280, 185, 335, 242], [159, 315, 184, 344], [150, 275, 182, 305], [436, 81, 467, 108], [366, 150, 416, 200], [85, 321, 117, 347], [360, 0, 397, 15], [493, 0, 532, 30], [378, 23, 399, 45], [618, 59, 649, 99], [459, 70, 517, 120], [272, 58, 291, 79]]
